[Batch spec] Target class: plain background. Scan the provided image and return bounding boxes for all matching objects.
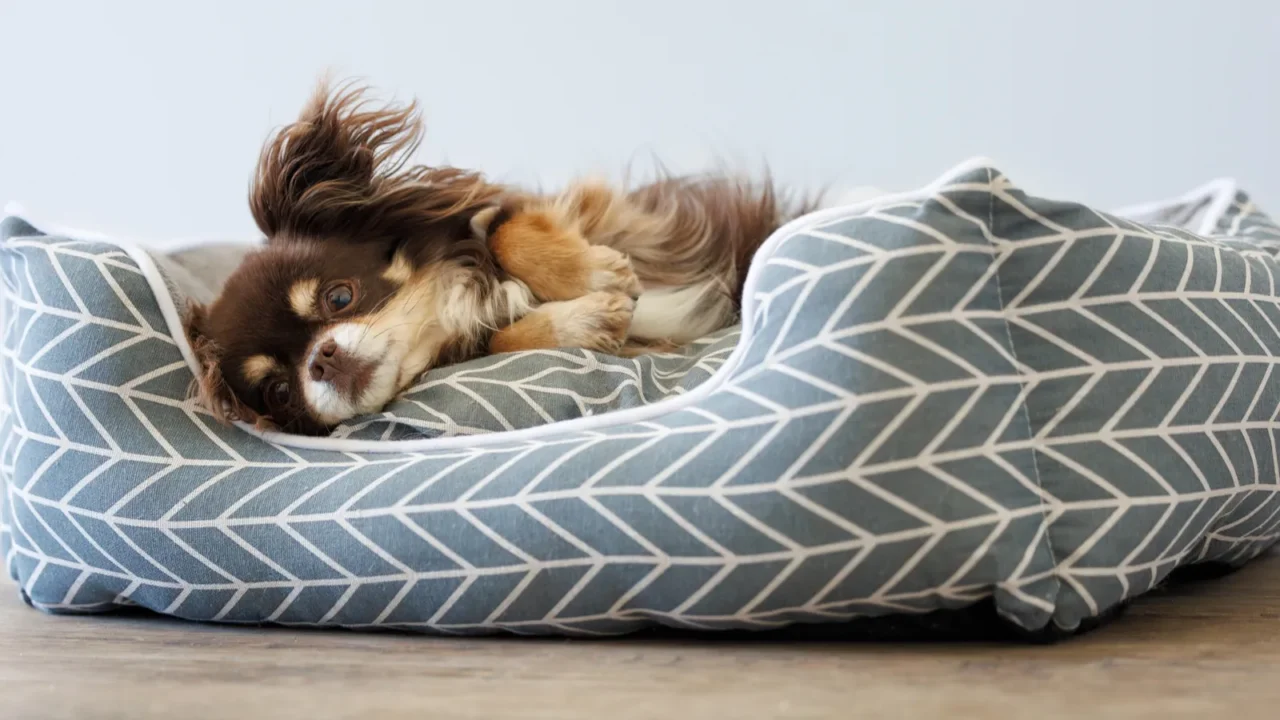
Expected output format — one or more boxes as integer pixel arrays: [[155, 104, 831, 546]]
[[1, 0, 1276, 245]]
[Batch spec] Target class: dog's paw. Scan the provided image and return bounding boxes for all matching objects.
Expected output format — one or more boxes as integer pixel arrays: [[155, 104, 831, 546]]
[[552, 291, 635, 354], [586, 246, 642, 299]]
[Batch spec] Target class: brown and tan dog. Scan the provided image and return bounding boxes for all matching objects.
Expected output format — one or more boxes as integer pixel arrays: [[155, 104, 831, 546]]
[[185, 80, 806, 435]]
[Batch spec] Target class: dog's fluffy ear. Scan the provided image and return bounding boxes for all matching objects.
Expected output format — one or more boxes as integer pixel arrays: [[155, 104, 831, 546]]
[[249, 79, 421, 239], [183, 302, 254, 426], [249, 78, 499, 244]]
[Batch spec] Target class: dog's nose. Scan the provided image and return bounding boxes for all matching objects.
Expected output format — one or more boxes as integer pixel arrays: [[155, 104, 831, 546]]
[[308, 341, 374, 401], [309, 343, 346, 382], [313, 340, 360, 384]]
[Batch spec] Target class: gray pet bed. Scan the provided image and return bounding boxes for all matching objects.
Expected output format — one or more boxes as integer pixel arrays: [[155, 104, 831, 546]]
[[2, 158, 1278, 637]]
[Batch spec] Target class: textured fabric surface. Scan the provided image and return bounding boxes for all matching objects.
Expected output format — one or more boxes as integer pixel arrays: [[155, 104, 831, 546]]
[[336, 328, 740, 439], [3, 161, 1279, 636], [1215, 190, 1280, 247]]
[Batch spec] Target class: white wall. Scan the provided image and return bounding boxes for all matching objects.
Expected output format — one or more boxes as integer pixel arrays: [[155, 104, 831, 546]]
[[1, 0, 1277, 244]]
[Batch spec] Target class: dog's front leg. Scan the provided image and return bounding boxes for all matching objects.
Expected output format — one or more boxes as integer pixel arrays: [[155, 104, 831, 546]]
[[476, 204, 641, 303], [489, 292, 635, 355]]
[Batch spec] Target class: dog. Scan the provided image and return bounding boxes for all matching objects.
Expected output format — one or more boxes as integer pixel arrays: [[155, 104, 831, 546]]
[[185, 80, 808, 435]]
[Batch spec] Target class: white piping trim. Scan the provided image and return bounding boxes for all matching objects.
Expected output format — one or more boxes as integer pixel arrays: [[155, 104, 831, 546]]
[[3, 156, 1005, 453], [1109, 177, 1239, 237]]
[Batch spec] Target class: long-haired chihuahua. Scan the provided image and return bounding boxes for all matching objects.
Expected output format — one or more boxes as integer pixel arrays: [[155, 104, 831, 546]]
[[185, 79, 806, 435]]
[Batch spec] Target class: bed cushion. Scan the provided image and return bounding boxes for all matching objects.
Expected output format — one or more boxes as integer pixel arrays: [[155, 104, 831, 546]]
[[3, 158, 1279, 637], [332, 327, 740, 440]]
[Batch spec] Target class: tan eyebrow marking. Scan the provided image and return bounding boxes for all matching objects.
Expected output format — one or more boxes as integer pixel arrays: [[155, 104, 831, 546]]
[[241, 355, 278, 386], [382, 252, 413, 284], [289, 278, 320, 318]]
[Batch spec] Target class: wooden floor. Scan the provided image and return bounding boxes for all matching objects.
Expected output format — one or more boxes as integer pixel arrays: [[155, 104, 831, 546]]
[[1, 552, 1277, 720]]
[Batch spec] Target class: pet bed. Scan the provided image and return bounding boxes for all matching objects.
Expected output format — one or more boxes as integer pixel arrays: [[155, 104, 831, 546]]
[[3, 158, 1279, 637]]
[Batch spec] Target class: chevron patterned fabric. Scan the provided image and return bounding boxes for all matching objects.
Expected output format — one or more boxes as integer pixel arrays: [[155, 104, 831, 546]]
[[2, 162, 1278, 637], [332, 326, 742, 440]]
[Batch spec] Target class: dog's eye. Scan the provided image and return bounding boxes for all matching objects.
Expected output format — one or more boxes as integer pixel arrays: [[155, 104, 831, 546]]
[[266, 379, 291, 408], [324, 283, 355, 313]]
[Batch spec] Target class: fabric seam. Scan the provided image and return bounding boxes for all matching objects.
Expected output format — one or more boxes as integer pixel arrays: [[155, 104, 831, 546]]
[[982, 166, 1062, 628]]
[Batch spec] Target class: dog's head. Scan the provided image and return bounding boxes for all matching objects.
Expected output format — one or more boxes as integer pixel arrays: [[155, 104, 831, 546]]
[[185, 80, 513, 435]]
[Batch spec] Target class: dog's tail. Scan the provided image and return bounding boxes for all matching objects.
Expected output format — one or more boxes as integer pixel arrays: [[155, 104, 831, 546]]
[[628, 279, 736, 344], [603, 174, 816, 345]]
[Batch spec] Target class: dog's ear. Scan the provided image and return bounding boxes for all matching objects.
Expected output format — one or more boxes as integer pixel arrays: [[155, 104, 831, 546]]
[[249, 79, 421, 240], [183, 302, 255, 426], [249, 78, 499, 246]]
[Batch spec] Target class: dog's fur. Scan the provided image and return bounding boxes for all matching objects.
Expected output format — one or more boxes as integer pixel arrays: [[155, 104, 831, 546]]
[[185, 80, 806, 435]]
